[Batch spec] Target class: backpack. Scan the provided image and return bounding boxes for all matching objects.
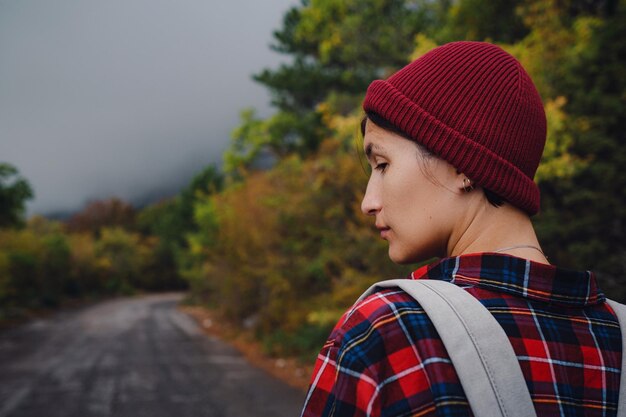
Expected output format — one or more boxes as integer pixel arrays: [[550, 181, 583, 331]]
[[357, 279, 626, 417]]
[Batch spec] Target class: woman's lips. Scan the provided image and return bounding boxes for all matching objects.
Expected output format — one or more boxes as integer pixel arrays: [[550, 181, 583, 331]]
[[377, 226, 390, 239]]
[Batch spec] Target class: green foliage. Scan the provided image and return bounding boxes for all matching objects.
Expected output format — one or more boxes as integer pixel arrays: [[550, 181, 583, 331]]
[[135, 199, 188, 290], [0, 163, 34, 228], [535, 97, 585, 181], [225, 109, 269, 173], [139, 165, 222, 243], [0, 205, 191, 321], [0, 218, 70, 314], [137, 198, 184, 244], [190, 135, 411, 357], [262, 322, 335, 361], [183, 0, 626, 357], [137, 165, 224, 291], [227, 0, 445, 171], [0, 166, 226, 320], [435, 0, 528, 43], [530, 0, 626, 299], [226, 0, 544, 173], [66, 232, 108, 295], [225, 108, 327, 174], [178, 165, 223, 233], [94, 227, 148, 294]]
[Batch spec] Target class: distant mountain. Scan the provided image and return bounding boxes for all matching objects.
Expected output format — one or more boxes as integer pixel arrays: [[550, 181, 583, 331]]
[[39, 182, 182, 221], [42, 210, 75, 221]]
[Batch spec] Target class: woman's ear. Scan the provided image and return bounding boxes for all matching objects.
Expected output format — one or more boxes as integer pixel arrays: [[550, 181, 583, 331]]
[[461, 177, 475, 193], [455, 171, 474, 193]]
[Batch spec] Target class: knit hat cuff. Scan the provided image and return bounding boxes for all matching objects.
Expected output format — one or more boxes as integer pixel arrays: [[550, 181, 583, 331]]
[[363, 79, 540, 215]]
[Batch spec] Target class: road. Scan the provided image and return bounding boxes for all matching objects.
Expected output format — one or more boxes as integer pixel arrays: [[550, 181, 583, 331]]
[[0, 293, 306, 417]]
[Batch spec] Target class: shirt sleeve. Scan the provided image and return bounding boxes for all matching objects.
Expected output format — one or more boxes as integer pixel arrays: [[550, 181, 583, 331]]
[[300, 334, 381, 417], [300, 288, 443, 417]]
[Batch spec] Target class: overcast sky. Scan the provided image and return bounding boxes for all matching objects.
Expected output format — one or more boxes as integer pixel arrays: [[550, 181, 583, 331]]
[[0, 0, 298, 216]]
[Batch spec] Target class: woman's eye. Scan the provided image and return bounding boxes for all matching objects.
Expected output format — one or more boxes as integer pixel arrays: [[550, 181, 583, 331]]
[[375, 162, 388, 172]]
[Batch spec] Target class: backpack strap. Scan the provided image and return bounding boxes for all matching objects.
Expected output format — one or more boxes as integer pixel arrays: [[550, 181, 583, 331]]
[[358, 279, 537, 417], [606, 299, 626, 417]]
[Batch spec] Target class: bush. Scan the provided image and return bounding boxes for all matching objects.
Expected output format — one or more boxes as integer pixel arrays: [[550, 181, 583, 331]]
[[186, 133, 410, 357], [0, 218, 71, 312]]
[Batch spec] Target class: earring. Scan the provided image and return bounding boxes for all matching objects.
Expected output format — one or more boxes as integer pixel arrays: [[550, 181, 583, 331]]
[[463, 178, 474, 193]]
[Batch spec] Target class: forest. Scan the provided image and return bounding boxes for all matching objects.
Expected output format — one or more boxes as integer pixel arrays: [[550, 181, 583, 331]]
[[1, 0, 624, 361]]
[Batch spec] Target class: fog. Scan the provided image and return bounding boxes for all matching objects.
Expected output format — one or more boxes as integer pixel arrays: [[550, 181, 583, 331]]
[[0, 0, 298, 215]]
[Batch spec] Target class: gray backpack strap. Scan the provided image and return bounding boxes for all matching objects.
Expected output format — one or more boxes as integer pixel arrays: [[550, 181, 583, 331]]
[[358, 279, 537, 417], [606, 299, 626, 417]]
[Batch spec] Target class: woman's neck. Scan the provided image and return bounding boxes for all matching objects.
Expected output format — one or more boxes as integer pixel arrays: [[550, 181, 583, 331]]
[[447, 199, 549, 265]]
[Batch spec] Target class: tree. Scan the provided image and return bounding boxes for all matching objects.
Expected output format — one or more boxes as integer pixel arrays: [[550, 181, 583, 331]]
[[136, 165, 224, 290], [434, 0, 528, 43], [178, 165, 223, 233], [65, 197, 136, 235], [0, 163, 34, 228], [226, 0, 445, 171], [526, 0, 626, 296], [94, 227, 144, 294], [227, 0, 535, 173], [138, 164, 223, 243]]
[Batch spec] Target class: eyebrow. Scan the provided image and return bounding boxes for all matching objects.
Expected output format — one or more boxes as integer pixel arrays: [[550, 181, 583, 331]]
[[365, 142, 383, 160]]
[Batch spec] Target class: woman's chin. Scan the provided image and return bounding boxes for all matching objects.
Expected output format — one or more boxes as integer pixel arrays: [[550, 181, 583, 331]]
[[388, 245, 435, 265], [388, 248, 416, 265]]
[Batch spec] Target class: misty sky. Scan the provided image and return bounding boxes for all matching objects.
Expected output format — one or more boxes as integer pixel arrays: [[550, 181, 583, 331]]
[[0, 0, 298, 215]]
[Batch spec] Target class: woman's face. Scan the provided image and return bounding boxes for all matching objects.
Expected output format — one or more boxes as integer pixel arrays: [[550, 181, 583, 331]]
[[361, 120, 464, 264]]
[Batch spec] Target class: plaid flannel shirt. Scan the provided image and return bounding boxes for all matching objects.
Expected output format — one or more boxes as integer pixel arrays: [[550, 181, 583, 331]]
[[300, 253, 622, 417]]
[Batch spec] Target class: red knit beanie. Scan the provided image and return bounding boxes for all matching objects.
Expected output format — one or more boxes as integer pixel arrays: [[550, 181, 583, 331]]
[[363, 41, 546, 215]]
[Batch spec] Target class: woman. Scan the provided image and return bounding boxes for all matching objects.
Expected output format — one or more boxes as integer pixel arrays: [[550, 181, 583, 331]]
[[300, 42, 622, 417]]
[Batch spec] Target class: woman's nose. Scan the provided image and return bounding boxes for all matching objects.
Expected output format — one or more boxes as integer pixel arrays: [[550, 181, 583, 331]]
[[361, 179, 381, 216]]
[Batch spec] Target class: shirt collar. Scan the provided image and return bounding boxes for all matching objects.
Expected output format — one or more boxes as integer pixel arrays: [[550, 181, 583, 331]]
[[410, 253, 605, 307]]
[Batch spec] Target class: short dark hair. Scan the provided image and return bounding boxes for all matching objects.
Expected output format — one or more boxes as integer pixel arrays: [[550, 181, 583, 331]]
[[361, 111, 505, 208], [361, 111, 411, 141]]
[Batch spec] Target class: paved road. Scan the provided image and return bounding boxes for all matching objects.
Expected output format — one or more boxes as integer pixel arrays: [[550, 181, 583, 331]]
[[0, 293, 306, 417]]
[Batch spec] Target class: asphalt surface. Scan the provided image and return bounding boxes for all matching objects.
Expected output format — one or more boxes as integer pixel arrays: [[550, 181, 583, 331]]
[[0, 293, 306, 417]]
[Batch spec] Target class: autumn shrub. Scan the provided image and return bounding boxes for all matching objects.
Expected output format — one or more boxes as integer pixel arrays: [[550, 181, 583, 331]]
[[67, 229, 142, 297], [189, 134, 410, 359], [0, 219, 71, 314], [0, 251, 11, 312], [66, 233, 108, 295], [94, 227, 150, 294], [65, 197, 136, 235]]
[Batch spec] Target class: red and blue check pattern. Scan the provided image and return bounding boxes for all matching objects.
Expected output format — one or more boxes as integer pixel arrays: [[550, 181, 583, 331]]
[[300, 253, 622, 417]]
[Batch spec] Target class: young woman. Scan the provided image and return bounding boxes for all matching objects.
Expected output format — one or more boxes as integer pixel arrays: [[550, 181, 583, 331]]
[[300, 42, 622, 417]]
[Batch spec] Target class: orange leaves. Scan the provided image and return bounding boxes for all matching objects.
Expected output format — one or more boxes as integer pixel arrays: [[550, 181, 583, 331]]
[[188, 139, 411, 357]]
